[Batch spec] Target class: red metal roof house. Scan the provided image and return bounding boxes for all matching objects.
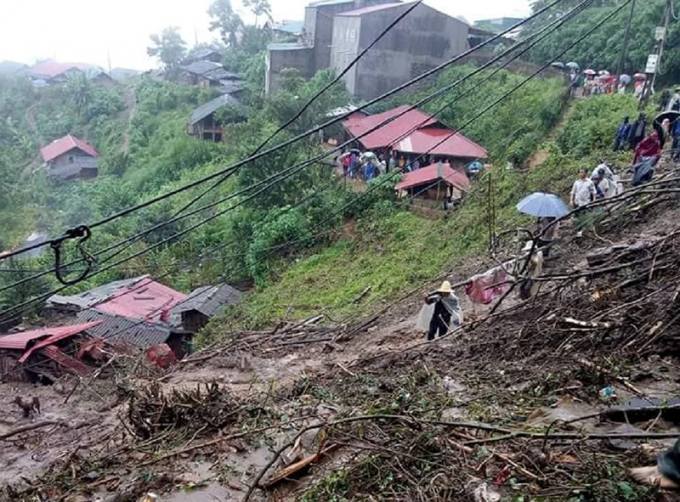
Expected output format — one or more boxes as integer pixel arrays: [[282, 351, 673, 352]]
[[342, 105, 487, 170], [395, 162, 470, 208], [47, 276, 192, 358], [40, 134, 99, 181]]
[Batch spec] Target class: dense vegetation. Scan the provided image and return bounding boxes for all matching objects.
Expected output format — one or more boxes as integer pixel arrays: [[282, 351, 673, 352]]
[[0, 0, 653, 331], [524, 0, 680, 84]]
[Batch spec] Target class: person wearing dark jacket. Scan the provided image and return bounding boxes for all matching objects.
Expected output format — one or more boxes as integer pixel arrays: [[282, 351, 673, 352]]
[[629, 113, 647, 150], [424, 281, 460, 341], [614, 116, 631, 151]]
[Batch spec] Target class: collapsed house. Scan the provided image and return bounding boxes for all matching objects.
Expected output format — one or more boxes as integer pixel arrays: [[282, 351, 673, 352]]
[[46, 276, 242, 359], [0, 321, 104, 382]]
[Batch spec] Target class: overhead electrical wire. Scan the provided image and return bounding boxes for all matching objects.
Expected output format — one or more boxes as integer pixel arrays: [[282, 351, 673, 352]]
[[0, 0, 566, 264], [0, 0, 593, 300], [0, 0, 568, 290], [0, 0, 625, 326]]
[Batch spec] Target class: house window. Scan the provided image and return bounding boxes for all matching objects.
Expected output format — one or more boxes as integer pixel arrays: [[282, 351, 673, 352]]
[[68, 155, 74, 164]]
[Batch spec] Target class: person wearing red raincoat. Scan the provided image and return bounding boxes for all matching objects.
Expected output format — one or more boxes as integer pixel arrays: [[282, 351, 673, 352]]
[[633, 131, 662, 165]]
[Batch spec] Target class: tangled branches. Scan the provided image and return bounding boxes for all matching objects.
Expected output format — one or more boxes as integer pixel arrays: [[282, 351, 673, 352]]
[[128, 381, 243, 439]]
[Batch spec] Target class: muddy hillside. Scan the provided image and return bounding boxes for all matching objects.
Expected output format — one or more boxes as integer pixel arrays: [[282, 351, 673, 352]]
[[1, 161, 680, 502]]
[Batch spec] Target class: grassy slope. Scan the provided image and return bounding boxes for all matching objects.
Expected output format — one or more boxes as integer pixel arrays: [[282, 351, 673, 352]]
[[221, 93, 644, 332]]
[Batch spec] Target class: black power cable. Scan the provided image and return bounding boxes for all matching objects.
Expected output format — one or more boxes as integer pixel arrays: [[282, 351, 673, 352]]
[[0, 0, 623, 326], [0, 0, 565, 264]]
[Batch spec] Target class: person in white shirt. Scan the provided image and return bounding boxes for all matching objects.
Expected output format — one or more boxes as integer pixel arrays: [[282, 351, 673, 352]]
[[570, 168, 596, 208]]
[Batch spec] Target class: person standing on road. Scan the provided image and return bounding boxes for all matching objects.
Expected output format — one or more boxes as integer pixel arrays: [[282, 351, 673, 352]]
[[424, 281, 461, 341], [570, 168, 596, 208], [614, 116, 631, 151]]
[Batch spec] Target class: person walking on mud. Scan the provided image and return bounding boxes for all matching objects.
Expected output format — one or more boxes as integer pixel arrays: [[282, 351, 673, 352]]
[[424, 281, 461, 341], [570, 168, 596, 209]]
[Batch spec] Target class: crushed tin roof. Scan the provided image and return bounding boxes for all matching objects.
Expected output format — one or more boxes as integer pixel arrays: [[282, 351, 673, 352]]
[[0, 321, 102, 351]]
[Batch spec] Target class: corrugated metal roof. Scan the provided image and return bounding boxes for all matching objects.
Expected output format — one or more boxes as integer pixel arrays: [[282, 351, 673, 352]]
[[29, 60, 102, 79], [48, 276, 186, 324], [181, 60, 223, 75], [219, 81, 246, 95], [173, 284, 243, 318], [0, 321, 102, 351], [343, 105, 440, 150], [40, 135, 99, 163], [95, 277, 187, 322], [18, 320, 103, 363], [48, 276, 148, 311], [184, 48, 221, 63], [395, 163, 470, 191], [75, 310, 173, 348], [396, 128, 488, 159], [189, 94, 246, 126], [338, 2, 405, 16], [37, 345, 91, 375]]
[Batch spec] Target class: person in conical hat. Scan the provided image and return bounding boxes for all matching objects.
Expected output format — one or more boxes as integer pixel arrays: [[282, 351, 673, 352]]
[[424, 281, 461, 341]]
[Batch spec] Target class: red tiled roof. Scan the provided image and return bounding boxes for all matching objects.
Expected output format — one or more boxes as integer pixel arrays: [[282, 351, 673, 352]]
[[395, 163, 470, 191], [0, 321, 103, 352], [339, 2, 406, 16], [40, 134, 99, 162], [96, 277, 187, 323], [30, 60, 97, 79], [343, 105, 440, 150], [396, 128, 488, 159]]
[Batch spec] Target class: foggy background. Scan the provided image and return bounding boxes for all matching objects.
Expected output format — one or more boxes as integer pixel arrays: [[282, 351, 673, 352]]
[[0, 0, 530, 70]]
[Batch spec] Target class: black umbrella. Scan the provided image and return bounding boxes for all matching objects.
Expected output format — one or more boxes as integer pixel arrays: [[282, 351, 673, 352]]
[[653, 111, 680, 148]]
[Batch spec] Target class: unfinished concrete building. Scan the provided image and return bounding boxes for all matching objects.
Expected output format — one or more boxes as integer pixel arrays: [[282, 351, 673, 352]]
[[265, 0, 470, 100]]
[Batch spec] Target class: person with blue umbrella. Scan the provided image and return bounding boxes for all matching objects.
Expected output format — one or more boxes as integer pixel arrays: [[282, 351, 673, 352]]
[[516, 192, 570, 258]]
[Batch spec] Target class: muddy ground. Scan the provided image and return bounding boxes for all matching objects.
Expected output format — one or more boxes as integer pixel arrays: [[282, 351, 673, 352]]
[[3, 172, 680, 502]]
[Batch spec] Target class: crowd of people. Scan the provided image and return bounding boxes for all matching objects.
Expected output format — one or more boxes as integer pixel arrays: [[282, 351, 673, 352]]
[[569, 69, 646, 98]]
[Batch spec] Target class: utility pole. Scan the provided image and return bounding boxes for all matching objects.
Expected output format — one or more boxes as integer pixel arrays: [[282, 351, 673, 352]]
[[641, 0, 671, 107], [616, 0, 636, 77]]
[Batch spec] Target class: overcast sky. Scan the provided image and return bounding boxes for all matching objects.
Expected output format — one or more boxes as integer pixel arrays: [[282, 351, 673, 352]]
[[0, 0, 531, 71]]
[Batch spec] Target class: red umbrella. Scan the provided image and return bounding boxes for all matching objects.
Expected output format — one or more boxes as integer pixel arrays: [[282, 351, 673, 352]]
[[584, 69, 596, 75], [634, 73, 647, 80]]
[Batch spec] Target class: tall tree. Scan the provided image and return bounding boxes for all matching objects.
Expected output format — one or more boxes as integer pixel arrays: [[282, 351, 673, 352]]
[[243, 0, 273, 28], [208, 0, 244, 47], [147, 27, 187, 72], [65, 71, 92, 114]]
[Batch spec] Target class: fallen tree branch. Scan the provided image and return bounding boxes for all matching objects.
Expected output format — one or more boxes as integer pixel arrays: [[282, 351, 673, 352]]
[[138, 415, 315, 467], [575, 358, 643, 396], [0, 421, 62, 440]]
